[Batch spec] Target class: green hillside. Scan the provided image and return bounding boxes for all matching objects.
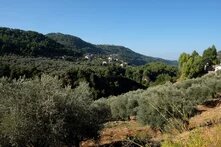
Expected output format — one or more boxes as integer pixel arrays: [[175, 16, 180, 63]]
[[0, 27, 177, 65], [46, 33, 104, 54], [0, 27, 81, 57], [46, 33, 177, 65], [97, 44, 177, 65]]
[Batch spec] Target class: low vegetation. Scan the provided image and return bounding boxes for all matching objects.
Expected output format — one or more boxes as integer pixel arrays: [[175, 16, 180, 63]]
[[104, 71, 221, 129], [162, 104, 221, 147], [162, 126, 221, 147], [0, 75, 110, 146]]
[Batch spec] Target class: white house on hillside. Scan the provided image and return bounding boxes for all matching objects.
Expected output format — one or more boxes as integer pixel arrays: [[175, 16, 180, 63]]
[[85, 54, 94, 60], [215, 64, 221, 72]]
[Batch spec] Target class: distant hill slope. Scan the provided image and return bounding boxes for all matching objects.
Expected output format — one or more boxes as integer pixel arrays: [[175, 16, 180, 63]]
[[97, 45, 177, 65], [46, 33, 177, 66], [0, 27, 81, 57], [0, 27, 176, 65], [46, 33, 104, 54]]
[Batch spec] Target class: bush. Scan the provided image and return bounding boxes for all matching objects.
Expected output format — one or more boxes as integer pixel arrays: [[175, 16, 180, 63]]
[[107, 72, 221, 129], [108, 90, 143, 120], [0, 75, 104, 146]]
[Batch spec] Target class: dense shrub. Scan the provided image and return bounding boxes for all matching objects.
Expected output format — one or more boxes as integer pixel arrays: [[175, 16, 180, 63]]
[[107, 90, 143, 120], [0, 75, 108, 146], [107, 72, 221, 129]]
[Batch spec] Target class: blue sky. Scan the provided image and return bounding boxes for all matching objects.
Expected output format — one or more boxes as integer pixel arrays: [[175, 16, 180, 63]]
[[0, 0, 221, 60]]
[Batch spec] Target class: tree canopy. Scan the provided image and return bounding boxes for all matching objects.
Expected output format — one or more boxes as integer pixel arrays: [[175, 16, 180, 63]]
[[0, 27, 81, 57], [178, 46, 219, 79], [202, 45, 218, 65]]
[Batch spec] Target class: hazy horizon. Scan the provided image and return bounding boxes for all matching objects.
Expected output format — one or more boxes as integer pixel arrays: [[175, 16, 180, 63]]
[[0, 0, 220, 60]]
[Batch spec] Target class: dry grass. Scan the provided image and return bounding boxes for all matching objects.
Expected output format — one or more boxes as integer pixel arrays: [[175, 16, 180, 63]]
[[189, 104, 221, 129], [82, 100, 221, 147], [162, 124, 221, 147], [162, 102, 221, 147], [81, 120, 161, 147]]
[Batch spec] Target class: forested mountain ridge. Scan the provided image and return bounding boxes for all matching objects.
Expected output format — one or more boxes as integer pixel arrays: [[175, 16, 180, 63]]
[[0, 27, 81, 57], [0, 27, 177, 65], [97, 44, 177, 65], [46, 33, 105, 54], [47, 32, 177, 65]]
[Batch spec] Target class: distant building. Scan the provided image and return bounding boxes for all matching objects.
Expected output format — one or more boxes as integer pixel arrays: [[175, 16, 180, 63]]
[[102, 61, 107, 65], [108, 57, 113, 62], [85, 54, 94, 60], [120, 62, 128, 67], [61, 56, 66, 60], [215, 64, 221, 72], [61, 55, 72, 60], [204, 63, 221, 73]]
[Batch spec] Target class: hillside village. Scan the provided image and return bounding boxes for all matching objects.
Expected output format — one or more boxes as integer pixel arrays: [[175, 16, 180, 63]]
[[84, 54, 128, 67]]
